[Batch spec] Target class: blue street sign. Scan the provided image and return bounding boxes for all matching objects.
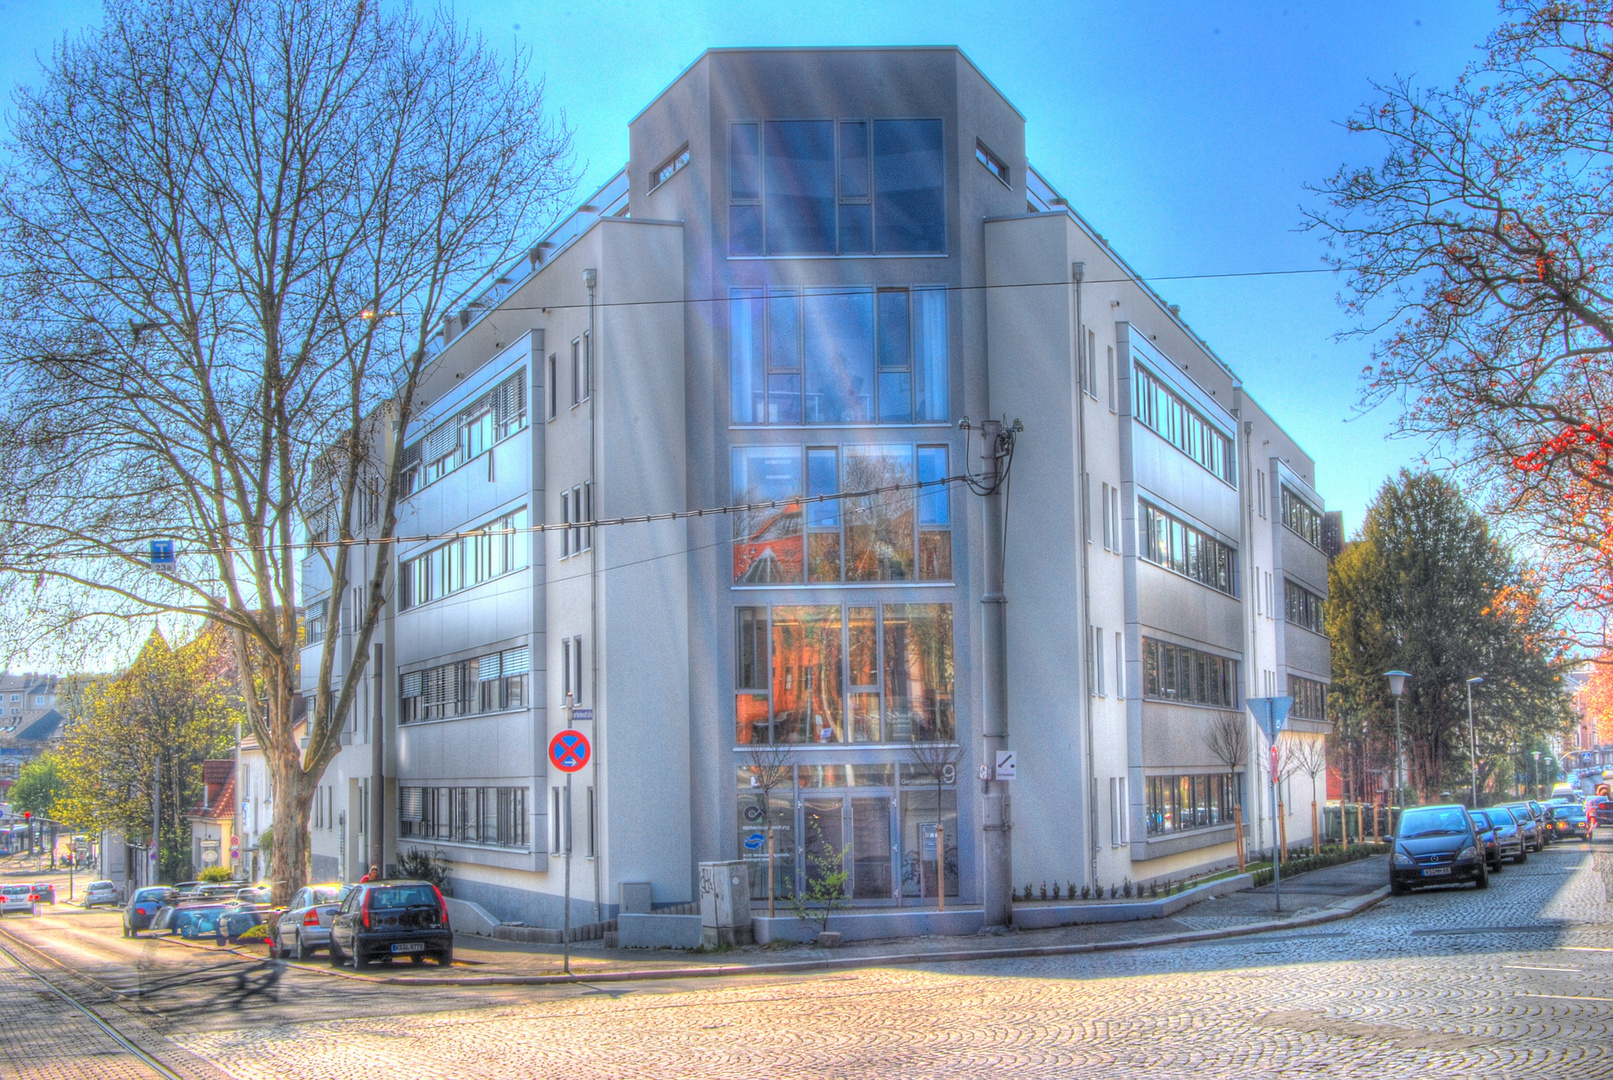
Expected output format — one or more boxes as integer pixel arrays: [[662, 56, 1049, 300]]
[[150, 540, 176, 572], [1248, 697, 1293, 743], [743, 832, 765, 850]]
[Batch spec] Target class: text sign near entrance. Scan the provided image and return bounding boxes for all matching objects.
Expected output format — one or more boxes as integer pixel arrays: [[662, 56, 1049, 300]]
[[548, 729, 592, 773], [994, 751, 1017, 780]]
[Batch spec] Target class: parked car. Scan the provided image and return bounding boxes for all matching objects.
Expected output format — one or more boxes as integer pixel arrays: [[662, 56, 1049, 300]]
[[1484, 806, 1528, 864], [1504, 802, 1546, 852], [122, 887, 176, 935], [1550, 782, 1581, 802], [269, 883, 352, 960], [1585, 795, 1612, 829], [0, 884, 37, 915], [235, 885, 272, 905], [328, 880, 452, 968], [215, 909, 265, 944], [81, 880, 119, 908], [171, 904, 230, 940], [1548, 803, 1595, 840], [172, 881, 205, 901], [29, 882, 56, 905], [1468, 809, 1503, 870], [1390, 804, 1488, 894], [196, 882, 244, 902]]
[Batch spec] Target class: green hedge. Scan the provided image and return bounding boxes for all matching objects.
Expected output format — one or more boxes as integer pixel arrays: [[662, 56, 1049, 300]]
[[1249, 843, 1388, 889]]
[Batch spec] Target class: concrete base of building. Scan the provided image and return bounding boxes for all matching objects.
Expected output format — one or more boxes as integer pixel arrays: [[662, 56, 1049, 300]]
[[617, 912, 703, 949], [1010, 872, 1254, 929], [753, 908, 986, 944], [444, 896, 503, 935]]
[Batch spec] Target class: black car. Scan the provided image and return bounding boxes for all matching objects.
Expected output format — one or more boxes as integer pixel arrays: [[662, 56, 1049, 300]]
[[328, 880, 452, 968], [1548, 803, 1594, 840], [1468, 809, 1503, 871], [1390, 804, 1488, 894]]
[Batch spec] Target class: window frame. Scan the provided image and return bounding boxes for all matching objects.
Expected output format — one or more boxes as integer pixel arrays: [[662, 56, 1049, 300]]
[[650, 144, 691, 192]]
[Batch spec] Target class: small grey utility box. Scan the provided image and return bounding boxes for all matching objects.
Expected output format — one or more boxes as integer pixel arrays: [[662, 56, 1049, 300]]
[[699, 860, 753, 948]]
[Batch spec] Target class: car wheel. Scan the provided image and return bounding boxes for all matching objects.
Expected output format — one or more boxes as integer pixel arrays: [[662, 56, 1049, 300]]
[[1475, 863, 1490, 890], [328, 937, 345, 967], [1389, 879, 1406, 896], [437, 948, 453, 967], [352, 944, 368, 969], [410, 953, 426, 965], [1515, 848, 1528, 865], [294, 931, 308, 962]]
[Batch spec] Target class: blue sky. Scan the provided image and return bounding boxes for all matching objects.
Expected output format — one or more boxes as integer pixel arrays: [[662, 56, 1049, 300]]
[[0, 1, 1507, 529]]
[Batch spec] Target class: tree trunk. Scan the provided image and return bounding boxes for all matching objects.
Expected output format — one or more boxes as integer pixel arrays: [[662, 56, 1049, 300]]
[[936, 822, 946, 912], [1277, 797, 1288, 863], [1311, 797, 1320, 855], [1233, 804, 1246, 872], [269, 753, 316, 904], [767, 828, 776, 920]]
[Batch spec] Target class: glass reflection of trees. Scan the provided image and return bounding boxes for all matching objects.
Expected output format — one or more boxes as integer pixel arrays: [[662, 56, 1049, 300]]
[[734, 604, 953, 744]]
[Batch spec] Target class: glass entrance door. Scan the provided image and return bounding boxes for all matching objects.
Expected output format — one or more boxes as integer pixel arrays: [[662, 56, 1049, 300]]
[[850, 796, 894, 898], [802, 797, 846, 895]]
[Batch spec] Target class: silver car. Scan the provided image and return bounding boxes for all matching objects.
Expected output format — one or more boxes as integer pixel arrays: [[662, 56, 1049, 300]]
[[270, 884, 353, 960], [82, 880, 119, 908], [0, 884, 37, 915]]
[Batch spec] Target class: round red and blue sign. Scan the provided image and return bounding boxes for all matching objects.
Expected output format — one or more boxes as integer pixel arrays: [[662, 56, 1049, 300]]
[[549, 729, 591, 773]]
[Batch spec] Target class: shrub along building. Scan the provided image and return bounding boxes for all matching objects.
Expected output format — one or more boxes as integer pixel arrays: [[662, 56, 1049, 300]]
[[300, 47, 1334, 930]]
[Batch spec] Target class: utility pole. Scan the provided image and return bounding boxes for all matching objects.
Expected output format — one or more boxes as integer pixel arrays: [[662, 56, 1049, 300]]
[[979, 418, 1012, 928], [1465, 677, 1483, 808], [370, 643, 385, 876], [151, 757, 161, 887]]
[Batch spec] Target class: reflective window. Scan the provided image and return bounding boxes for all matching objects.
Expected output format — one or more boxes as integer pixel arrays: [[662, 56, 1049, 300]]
[[1289, 675, 1327, 721], [729, 118, 945, 256], [1281, 486, 1324, 548], [1146, 774, 1240, 836], [1139, 502, 1236, 596], [731, 287, 947, 426], [734, 604, 953, 744], [1285, 580, 1326, 634], [1133, 363, 1235, 486], [1140, 637, 1238, 708], [399, 507, 529, 610], [732, 444, 950, 583]]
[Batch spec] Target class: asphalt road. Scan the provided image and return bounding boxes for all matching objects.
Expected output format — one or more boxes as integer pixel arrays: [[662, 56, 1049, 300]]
[[2, 836, 1610, 1079]]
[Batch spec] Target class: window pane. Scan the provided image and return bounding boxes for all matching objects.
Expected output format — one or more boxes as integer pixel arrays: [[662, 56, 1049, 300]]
[[764, 120, 836, 254], [730, 289, 764, 423], [838, 204, 872, 254], [771, 606, 844, 744], [730, 204, 762, 256], [873, 119, 945, 253], [917, 447, 949, 526], [730, 123, 760, 200], [767, 374, 802, 424], [768, 293, 801, 371], [877, 372, 912, 423], [736, 693, 770, 745], [806, 448, 839, 529], [736, 607, 768, 690], [845, 446, 915, 580], [803, 288, 874, 423], [877, 291, 910, 369], [912, 287, 949, 421], [848, 606, 877, 687], [732, 447, 803, 583], [839, 121, 870, 199], [850, 692, 881, 743], [883, 603, 953, 741]]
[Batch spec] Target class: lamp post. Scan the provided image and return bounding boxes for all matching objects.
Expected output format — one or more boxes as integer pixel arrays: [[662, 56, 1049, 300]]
[[1531, 751, 1540, 800], [1465, 677, 1483, 808], [1385, 671, 1410, 809]]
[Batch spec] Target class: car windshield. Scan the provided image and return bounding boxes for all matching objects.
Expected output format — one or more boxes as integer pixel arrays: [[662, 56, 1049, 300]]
[[1470, 811, 1491, 828], [1399, 807, 1471, 837], [133, 888, 168, 902], [311, 888, 340, 904], [369, 885, 437, 909], [1486, 808, 1515, 825], [2, 886, 31, 897]]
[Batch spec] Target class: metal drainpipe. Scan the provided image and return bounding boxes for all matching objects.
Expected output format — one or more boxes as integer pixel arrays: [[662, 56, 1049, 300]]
[[585, 267, 601, 923], [1073, 262, 1097, 889], [1233, 386, 1256, 864]]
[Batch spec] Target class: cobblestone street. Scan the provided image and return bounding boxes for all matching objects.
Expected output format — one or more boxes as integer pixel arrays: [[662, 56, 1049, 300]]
[[145, 842, 1611, 1080]]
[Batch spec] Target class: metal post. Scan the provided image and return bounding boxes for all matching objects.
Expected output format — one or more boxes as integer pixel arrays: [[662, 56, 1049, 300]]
[[1269, 737, 1281, 913], [371, 643, 385, 876], [562, 773, 573, 976], [978, 418, 1012, 928], [152, 757, 161, 886], [1393, 696, 1403, 810], [1465, 677, 1482, 808]]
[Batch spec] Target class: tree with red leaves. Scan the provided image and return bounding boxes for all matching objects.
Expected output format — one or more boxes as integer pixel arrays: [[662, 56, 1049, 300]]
[[1310, 1, 1613, 642]]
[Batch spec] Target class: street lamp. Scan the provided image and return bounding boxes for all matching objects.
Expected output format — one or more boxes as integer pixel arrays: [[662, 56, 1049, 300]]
[[1385, 671, 1410, 808], [1531, 750, 1540, 800], [1466, 677, 1483, 808]]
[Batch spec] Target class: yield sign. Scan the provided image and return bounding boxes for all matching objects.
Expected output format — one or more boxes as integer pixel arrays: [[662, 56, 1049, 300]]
[[549, 729, 591, 773]]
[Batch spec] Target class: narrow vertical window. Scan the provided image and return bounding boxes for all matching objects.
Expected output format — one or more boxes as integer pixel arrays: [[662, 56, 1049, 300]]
[[917, 446, 952, 580], [1087, 329, 1098, 399], [1115, 631, 1124, 698], [548, 354, 558, 420], [806, 447, 841, 582], [551, 787, 562, 853], [1083, 474, 1092, 542], [1101, 483, 1112, 550], [582, 331, 592, 401], [570, 339, 581, 407], [582, 481, 593, 551], [562, 638, 573, 703], [730, 289, 764, 424], [1107, 346, 1116, 411], [560, 491, 571, 557], [838, 121, 871, 254], [587, 786, 597, 858], [1094, 626, 1105, 695], [573, 635, 584, 706], [729, 123, 762, 255]]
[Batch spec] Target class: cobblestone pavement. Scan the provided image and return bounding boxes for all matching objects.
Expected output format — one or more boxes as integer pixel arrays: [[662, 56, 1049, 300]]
[[0, 947, 169, 1080], [159, 840, 1612, 1080]]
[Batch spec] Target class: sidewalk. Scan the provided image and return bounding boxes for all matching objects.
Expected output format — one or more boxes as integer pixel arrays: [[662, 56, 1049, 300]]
[[225, 854, 1390, 986]]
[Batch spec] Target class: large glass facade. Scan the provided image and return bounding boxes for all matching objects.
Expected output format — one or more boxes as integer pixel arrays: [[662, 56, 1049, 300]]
[[736, 762, 957, 902], [734, 604, 953, 744], [729, 118, 944, 257], [730, 287, 948, 426], [732, 444, 951, 584]]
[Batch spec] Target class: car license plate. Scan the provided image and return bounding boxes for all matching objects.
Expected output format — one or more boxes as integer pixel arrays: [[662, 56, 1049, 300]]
[[1421, 867, 1452, 877], [391, 942, 425, 954]]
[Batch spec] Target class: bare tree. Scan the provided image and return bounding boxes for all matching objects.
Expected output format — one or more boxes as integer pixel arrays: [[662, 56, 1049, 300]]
[[905, 740, 962, 909], [1286, 736, 1329, 855], [1274, 735, 1305, 863], [1205, 711, 1249, 871], [0, 0, 574, 902], [739, 743, 793, 919]]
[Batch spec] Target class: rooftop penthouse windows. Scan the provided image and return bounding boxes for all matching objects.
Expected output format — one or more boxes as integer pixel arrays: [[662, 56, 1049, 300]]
[[729, 119, 945, 257]]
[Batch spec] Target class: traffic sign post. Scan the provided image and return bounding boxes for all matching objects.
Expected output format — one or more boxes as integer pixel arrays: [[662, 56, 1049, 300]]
[[1248, 697, 1293, 914], [548, 730, 592, 976]]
